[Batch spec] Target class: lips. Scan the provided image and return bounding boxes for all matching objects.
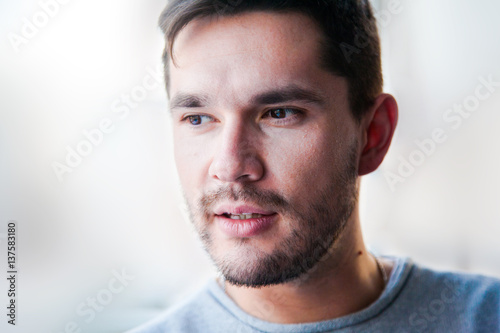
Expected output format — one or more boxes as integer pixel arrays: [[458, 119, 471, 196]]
[[223, 213, 266, 220], [214, 204, 275, 216], [214, 204, 277, 237]]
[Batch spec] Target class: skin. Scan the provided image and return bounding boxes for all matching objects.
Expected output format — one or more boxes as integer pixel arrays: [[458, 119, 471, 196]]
[[168, 11, 398, 324]]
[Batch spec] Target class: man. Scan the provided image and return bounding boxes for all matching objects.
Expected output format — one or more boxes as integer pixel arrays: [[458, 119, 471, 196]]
[[129, 0, 500, 332]]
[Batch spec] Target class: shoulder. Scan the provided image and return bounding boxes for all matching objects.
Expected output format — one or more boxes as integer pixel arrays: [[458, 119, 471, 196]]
[[126, 281, 226, 333], [400, 261, 500, 330], [409, 263, 500, 301]]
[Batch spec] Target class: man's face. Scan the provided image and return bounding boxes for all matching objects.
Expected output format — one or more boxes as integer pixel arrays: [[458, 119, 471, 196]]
[[169, 12, 361, 287]]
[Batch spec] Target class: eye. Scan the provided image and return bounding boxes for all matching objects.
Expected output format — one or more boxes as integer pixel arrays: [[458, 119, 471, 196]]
[[262, 108, 302, 120], [266, 108, 298, 119], [184, 114, 214, 126]]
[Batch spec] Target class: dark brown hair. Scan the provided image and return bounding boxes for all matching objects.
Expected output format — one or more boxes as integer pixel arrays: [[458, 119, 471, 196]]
[[159, 0, 383, 121]]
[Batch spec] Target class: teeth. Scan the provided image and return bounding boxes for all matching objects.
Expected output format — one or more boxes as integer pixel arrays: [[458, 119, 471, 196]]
[[227, 213, 264, 220]]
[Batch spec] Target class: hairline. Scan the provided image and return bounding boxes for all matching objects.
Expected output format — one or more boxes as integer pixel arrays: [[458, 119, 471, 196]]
[[162, 7, 376, 123]]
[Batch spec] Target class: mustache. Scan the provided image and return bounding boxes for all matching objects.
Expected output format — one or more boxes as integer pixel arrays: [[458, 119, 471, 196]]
[[199, 185, 291, 216]]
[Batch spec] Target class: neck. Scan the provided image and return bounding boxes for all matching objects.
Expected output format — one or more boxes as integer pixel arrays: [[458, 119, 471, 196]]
[[223, 211, 391, 324]]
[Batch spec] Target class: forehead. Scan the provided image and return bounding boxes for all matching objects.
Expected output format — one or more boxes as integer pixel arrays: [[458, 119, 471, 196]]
[[168, 11, 341, 105], [171, 11, 322, 64]]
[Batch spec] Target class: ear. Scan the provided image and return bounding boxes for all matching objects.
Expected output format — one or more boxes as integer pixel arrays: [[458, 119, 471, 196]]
[[358, 94, 398, 176]]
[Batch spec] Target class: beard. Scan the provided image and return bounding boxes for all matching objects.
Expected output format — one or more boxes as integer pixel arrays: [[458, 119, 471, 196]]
[[185, 141, 359, 288]]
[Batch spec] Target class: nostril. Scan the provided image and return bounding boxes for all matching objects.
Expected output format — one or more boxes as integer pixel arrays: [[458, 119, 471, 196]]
[[208, 140, 265, 183], [235, 173, 252, 181]]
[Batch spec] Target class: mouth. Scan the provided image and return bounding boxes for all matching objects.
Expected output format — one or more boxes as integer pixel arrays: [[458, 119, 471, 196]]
[[214, 204, 278, 237], [214, 204, 276, 217], [220, 213, 268, 220]]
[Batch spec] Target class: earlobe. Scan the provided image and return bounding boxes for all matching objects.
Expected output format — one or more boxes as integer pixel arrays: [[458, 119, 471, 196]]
[[358, 94, 398, 176]]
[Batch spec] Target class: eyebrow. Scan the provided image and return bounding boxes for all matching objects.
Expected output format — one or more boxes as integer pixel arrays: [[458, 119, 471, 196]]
[[251, 85, 325, 106], [169, 84, 325, 112], [169, 93, 209, 111]]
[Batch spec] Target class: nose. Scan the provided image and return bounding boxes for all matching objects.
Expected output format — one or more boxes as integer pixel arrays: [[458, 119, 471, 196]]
[[208, 121, 264, 183]]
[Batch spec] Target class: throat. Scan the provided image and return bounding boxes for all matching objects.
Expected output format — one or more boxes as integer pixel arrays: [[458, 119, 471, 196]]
[[222, 251, 391, 324]]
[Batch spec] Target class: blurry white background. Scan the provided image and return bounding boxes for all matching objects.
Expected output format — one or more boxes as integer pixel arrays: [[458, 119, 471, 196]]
[[0, 0, 499, 332]]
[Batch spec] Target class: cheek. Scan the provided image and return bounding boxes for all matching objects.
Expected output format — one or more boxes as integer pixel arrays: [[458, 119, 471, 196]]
[[266, 130, 339, 193], [173, 132, 210, 196]]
